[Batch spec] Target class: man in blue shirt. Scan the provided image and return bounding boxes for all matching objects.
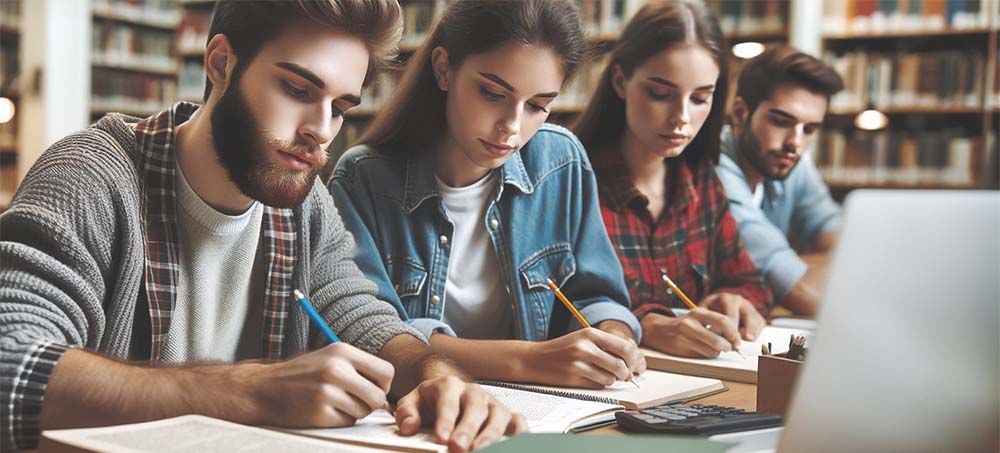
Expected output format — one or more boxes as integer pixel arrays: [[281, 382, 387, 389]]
[[716, 45, 845, 316]]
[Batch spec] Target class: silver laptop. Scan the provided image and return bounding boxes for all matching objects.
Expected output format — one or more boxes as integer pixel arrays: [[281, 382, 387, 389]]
[[772, 190, 999, 452]]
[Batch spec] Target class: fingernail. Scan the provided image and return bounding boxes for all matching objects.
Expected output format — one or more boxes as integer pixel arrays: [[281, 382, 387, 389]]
[[454, 433, 470, 449]]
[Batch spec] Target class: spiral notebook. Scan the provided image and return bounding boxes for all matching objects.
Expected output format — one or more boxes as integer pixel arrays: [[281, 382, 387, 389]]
[[481, 369, 726, 411]]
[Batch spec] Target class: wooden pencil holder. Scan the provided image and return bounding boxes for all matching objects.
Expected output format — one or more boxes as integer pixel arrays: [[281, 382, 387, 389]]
[[756, 353, 803, 415]]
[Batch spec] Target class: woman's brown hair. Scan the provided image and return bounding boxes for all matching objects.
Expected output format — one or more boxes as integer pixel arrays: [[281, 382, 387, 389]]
[[572, 0, 729, 165], [357, 0, 587, 152]]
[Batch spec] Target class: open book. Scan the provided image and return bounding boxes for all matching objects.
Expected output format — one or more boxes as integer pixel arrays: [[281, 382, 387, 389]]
[[286, 385, 627, 451], [39, 415, 393, 453], [643, 326, 812, 383], [482, 369, 727, 411]]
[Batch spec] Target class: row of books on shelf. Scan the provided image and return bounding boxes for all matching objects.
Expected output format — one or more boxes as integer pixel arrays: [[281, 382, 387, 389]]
[[0, 119, 17, 150], [706, 0, 786, 36], [176, 8, 212, 56], [577, 0, 787, 38], [826, 50, 989, 113], [991, 46, 1000, 108], [822, 0, 1000, 35], [816, 128, 989, 186], [93, 22, 176, 73], [0, 44, 19, 93], [0, 0, 20, 28], [91, 68, 177, 115], [178, 60, 206, 101], [400, 1, 441, 48], [93, 0, 180, 29]]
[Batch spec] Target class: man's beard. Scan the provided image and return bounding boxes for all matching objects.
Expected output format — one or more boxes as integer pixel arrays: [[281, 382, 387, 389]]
[[210, 80, 322, 209], [737, 118, 793, 182]]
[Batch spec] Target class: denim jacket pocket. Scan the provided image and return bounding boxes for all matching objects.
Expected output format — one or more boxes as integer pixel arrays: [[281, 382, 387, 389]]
[[385, 257, 428, 315], [519, 243, 577, 290]]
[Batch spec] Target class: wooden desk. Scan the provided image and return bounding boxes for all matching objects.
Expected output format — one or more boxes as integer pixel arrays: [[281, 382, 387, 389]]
[[590, 380, 756, 435]]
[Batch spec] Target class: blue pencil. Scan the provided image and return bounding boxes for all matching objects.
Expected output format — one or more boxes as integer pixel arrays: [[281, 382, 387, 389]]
[[294, 289, 341, 344]]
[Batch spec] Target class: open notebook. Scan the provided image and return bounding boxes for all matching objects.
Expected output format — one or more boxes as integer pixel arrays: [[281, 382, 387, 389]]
[[482, 369, 726, 411], [643, 326, 812, 383], [288, 384, 628, 451]]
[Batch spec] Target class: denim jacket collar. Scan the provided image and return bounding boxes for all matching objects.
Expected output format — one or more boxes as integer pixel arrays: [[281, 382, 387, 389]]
[[402, 151, 535, 214]]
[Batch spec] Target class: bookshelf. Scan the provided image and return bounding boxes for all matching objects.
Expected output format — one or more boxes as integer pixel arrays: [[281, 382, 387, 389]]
[[327, 0, 790, 168], [816, 0, 1000, 198], [0, 0, 20, 209], [176, 0, 214, 103], [90, 0, 180, 119]]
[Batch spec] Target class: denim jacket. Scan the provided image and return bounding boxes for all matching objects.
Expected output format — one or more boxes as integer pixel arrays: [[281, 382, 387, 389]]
[[329, 124, 641, 342]]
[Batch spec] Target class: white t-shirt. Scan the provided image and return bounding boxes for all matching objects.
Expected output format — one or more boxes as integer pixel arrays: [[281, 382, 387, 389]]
[[436, 171, 512, 340], [752, 182, 765, 208], [161, 165, 265, 363]]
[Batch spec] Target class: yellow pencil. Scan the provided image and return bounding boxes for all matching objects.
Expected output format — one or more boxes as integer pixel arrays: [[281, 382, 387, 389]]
[[660, 273, 698, 310], [547, 278, 590, 328], [546, 278, 639, 389], [660, 271, 747, 360]]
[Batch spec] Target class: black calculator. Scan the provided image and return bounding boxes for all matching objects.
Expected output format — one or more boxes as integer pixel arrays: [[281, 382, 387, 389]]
[[615, 403, 783, 435]]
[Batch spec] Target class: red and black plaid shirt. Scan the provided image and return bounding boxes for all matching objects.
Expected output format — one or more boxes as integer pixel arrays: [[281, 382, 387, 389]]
[[592, 148, 772, 319], [137, 102, 299, 361]]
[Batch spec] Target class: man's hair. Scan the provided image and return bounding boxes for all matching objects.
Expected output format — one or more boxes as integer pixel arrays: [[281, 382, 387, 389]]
[[203, 0, 403, 100], [736, 44, 844, 116]]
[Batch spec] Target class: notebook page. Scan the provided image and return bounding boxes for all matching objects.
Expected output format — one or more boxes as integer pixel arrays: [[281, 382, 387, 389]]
[[481, 384, 623, 432], [287, 410, 445, 453], [492, 370, 725, 410], [644, 326, 812, 373], [41, 415, 386, 453]]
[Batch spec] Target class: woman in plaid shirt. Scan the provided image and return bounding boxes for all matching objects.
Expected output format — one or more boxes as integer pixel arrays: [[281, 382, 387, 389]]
[[573, 0, 773, 358]]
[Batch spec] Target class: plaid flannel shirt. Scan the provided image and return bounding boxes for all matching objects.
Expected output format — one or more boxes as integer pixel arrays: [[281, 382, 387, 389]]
[[592, 148, 773, 320], [8, 103, 302, 448], [138, 103, 299, 361]]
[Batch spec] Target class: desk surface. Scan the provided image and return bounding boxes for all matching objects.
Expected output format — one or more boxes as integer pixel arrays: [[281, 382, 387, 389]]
[[590, 380, 757, 435]]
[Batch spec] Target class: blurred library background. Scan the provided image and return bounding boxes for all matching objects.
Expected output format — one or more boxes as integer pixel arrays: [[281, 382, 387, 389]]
[[0, 0, 997, 210]]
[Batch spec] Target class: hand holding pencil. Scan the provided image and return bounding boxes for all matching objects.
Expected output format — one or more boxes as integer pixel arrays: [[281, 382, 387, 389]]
[[546, 278, 643, 389], [660, 271, 748, 360]]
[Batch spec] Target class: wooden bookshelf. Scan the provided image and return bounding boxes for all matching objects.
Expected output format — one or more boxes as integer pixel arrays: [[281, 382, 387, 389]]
[[822, 27, 994, 41], [815, 0, 1000, 194], [176, 0, 213, 104], [0, 0, 20, 212], [330, 0, 791, 163], [89, 0, 180, 120], [92, 9, 179, 32]]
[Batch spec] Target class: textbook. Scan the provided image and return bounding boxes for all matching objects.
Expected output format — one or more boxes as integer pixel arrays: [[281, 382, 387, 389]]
[[39, 415, 396, 453], [290, 385, 627, 447], [642, 326, 812, 383], [40, 384, 645, 453], [482, 369, 727, 411]]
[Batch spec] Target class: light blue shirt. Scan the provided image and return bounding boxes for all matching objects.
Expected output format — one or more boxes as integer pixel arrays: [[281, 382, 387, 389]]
[[715, 126, 842, 299]]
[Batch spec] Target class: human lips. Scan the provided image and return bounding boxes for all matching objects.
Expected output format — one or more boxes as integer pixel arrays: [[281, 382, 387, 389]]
[[658, 132, 690, 146], [276, 148, 319, 171], [478, 138, 516, 157]]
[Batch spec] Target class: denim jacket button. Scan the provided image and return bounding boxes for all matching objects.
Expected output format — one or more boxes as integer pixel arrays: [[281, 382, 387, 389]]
[[431, 294, 441, 304], [489, 219, 499, 230], [439, 235, 448, 245]]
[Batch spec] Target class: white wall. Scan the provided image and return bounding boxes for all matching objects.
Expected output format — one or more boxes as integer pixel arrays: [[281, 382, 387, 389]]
[[18, 0, 91, 182]]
